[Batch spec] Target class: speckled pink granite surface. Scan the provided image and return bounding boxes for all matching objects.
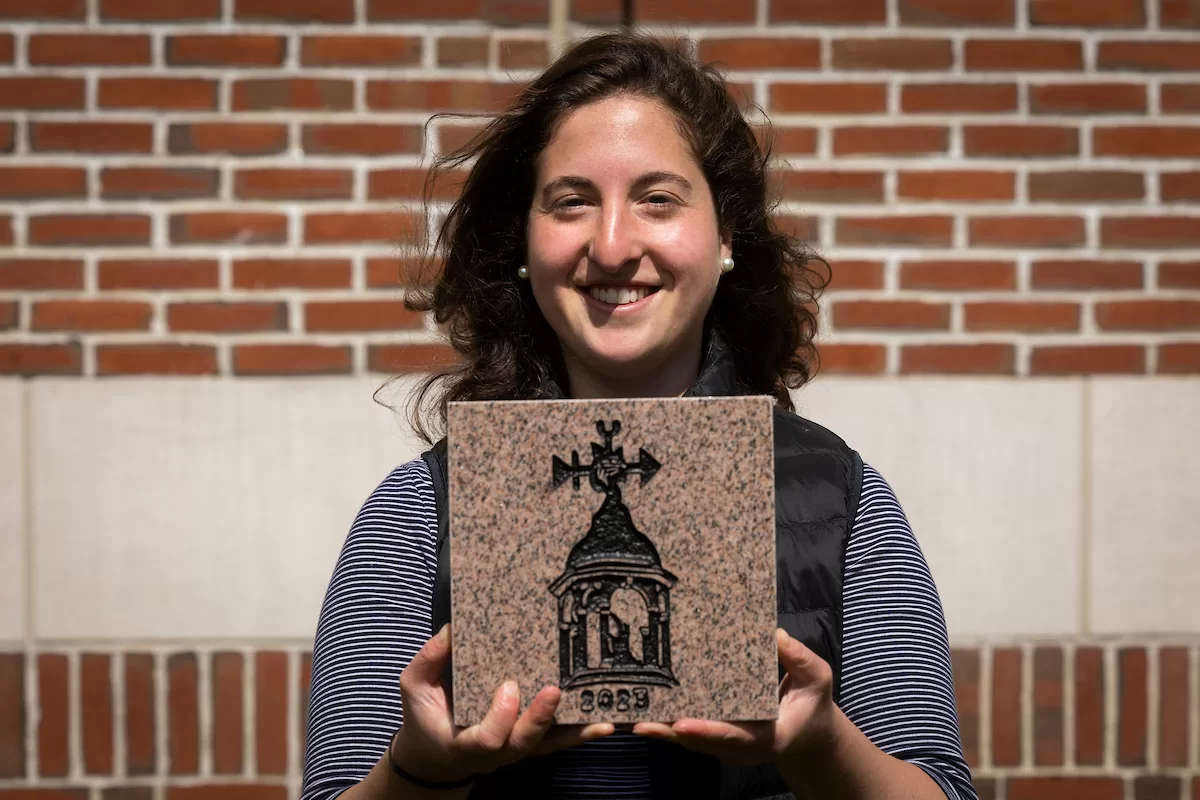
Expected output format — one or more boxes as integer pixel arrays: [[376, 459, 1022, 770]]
[[447, 397, 778, 725]]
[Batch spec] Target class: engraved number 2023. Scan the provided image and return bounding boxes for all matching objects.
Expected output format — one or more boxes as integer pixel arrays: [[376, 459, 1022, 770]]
[[580, 688, 650, 713]]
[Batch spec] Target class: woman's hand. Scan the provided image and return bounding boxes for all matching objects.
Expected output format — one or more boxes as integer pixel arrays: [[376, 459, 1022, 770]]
[[632, 628, 837, 766], [391, 624, 615, 783]]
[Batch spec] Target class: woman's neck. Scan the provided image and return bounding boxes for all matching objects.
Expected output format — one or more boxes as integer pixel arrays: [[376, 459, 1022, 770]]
[[561, 343, 703, 400]]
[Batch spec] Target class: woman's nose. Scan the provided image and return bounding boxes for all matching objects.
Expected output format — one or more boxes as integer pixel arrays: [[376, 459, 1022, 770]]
[[588, 203, 642, 272]]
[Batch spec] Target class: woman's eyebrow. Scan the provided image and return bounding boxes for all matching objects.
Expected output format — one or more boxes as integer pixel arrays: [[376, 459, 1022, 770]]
[[634, 171, 693, 193], [540, 175, 594, 201]]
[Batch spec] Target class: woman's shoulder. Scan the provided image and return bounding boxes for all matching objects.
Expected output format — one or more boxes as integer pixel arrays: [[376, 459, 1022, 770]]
[[771, 404, 858, 459], [348, 457, 438, 537]]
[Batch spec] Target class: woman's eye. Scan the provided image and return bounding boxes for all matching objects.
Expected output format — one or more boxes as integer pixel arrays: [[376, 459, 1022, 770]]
[[645, 194, 675, 207], [554, 196, 588, 210]]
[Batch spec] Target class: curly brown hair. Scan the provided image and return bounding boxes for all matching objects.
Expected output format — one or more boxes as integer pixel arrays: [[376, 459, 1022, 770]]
[[392, 31, 829, 443]]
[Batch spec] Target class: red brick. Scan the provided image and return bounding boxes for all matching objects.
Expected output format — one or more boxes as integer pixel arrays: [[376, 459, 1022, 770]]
[[233, 79, 354, 111], [1098, 300, 1200, 330], [29, 215, 150, 247], [769, 127, 820, 155], [100, 0, 221, 20], [368, 0, 544, 23], [964, 125, 1079, 156], [211, 653, 243, 775], [1117, 648, 1148, 766], [99, 78, 217, 111], [1162, 0, 1200, 27], [832, 38, 953, 71], [833, 125, 948, 156], [1134, 777, 1183, 800], [38, 655, 69, 777], [234, 259, 351, 290], [99, 260, 218, 291], [699, 37, 821, 70], [0, 345, 81, 375], [902, 82, 1018, 113], [168, 35, 286, 67], [168, 123, 289, 156], [0, 259, 77, 294], [367, 258, 426, 288], [1032, 259, 1143, 290], [33, 301, 151, 332], [1032, 647, 1064, 766], [1031, 0, 1145, 26], [0, 791, 90, 799], [122, 655, 155, 775], [168, 654, 199, 775], [102, 789, 153, 800], [965, 39, 1083, 70], [1160, 342, 1200, 373], [1095, 126, 1200, 158], [170, 213, 287, 245], [813, 343, 887, 375], [1100, 40, 1200, 70], [836, 215, 953, 247], [33, 122, 153, 154], [0, 0, 84, 17], [80, 654, 114, 775], [899, 0, 1014, 25], [965, 302, 1079, 332], [305, 301, 422, 332], [299, 653, 312, 753], [636, 0, 754, 22], [233, 344, 352, 376], [0, 302, 15, 330], [1031, 83, 1147, 114], [833, 300, 950, 330], [898, 170, 1015, 202], [1075, 647, 1106, 764], [0, 78, 84, 110], [1009, 778, 1123, 800], [572, 0, 622, 23], [827, 260, 884, 291], [166, 787, 287, 800], [1103, 216, 1200, 248], [778, 171, 884, 204], [168, 303, 288, 333], [992, 647, 1022, 766], [1160, 261, 1200, 288], [303, 35, 421, 66], [29, 34, 151, 65], [969, 216, 1086, 248], [769, 0, 886, 23], [1157, 647, 1189, 767], [0, 216, 10, 247], [1028, 171, 1144, 202], [771, 83, 887, 114], [1032, 345, 1145, 374], [369, 344, 461, 373], [1162, 82, 1200, 112], [235, 0, 355, 21], [0, 122, 12, 153], [438, 124, 486, 155], [438, 36, 489, 66], [255, 652, 288, 775], [499, 38, 547, 69], [235, 168, 352, 201], [0, 655, 23, 778], [0, 167, 87, 200], [304, 212, 421, 244], [98, 345, 218, 376], [367, 80, 519, 111], [302, 124, 423, 156], [902, 344, 1015, 374], [951, 650, 980, 767], [1161, 171, 1200, 202], [0, 33, 11, 64], [900, 260, 1016, 291], [102, 168, 219, 200]]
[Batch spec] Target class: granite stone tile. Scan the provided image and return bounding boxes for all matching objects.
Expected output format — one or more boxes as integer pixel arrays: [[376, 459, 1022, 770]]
[[448, 396, 778, 725]]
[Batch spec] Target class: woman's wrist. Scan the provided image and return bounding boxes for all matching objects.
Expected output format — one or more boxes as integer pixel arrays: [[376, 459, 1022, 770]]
[[388, 728, 478, 788]]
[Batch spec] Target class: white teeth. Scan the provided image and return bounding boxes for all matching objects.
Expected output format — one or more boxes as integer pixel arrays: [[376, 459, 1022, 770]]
[[588, 286, 652, 306]]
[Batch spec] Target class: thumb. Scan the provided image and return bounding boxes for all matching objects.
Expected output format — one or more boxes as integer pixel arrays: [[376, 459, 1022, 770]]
[[776, 628, 829, 686], [402, 623, 452, 689]]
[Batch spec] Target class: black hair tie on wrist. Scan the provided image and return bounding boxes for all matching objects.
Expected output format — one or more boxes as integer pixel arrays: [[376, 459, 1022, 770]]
[[388, 733, 478, 790]]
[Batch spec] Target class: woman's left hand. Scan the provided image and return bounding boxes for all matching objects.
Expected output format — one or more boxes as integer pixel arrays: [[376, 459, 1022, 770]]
[[632, 628, 838, 766]]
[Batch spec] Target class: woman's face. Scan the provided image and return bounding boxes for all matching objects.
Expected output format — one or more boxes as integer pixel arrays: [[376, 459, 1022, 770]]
[[526, 94, 731, 396]]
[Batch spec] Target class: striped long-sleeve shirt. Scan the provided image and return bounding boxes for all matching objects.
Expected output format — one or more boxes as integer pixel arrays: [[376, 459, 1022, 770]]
[[301, 459, 977, 800]]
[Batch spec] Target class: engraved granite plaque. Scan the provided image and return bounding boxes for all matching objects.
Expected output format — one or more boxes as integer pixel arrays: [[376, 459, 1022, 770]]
[[447, 396, 777, 725]]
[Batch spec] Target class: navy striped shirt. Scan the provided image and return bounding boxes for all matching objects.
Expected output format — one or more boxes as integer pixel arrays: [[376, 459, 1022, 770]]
[[301, 459, 977, 800]]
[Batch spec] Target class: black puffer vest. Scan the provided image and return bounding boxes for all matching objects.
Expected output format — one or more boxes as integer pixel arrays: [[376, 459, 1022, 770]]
[[422, 336, 862, 799]]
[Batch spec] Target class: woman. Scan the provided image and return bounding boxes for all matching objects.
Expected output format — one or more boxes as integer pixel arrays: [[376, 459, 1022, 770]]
[[302, 32, 977, 800]]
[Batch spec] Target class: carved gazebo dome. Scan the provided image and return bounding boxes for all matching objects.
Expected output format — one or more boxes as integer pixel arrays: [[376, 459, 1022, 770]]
[[564, 495, 665, 571]]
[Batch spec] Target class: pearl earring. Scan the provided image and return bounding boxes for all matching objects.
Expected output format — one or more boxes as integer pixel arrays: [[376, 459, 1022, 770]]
[[517, 265, 529, 280], [720, 256, 735, 274]]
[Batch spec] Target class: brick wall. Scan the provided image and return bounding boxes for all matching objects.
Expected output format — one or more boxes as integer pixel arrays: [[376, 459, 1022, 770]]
[[2, 1, 1199, 799]]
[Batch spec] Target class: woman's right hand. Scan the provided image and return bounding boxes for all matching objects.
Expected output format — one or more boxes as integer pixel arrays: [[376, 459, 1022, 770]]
[[391, 623, 615, 784]]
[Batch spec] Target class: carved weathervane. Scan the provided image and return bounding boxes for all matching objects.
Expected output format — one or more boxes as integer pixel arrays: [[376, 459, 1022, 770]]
[[548, 420, 678, 699]]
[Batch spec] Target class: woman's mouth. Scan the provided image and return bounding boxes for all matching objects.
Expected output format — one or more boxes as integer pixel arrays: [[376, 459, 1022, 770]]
[[585, 285, 660, 307]]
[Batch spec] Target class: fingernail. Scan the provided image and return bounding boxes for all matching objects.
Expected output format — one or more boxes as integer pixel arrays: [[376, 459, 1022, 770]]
[[437, 624, 449, 643], [502, 681, 518, 701]]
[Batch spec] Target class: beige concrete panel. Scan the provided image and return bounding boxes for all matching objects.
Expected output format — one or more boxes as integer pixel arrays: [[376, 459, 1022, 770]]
[[31, 377, 428, 641], [793, 378, 1084, 638], [1090, 379, 1200, 634], [0, 380, 25, 643]]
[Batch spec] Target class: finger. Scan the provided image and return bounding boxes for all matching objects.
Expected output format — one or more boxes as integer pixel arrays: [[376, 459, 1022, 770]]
[[456, 681, 520, 756], [532, 722, 616, 756], [630, 721, 678, 741], [776, 628, 831, 685], [507, 686, 562, 753], [672, 718, 769, 748], [400, 624, 452, 694]]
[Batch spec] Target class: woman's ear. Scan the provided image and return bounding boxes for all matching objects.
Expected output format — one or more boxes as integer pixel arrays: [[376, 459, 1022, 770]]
[[719, 228, 733, 261]]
